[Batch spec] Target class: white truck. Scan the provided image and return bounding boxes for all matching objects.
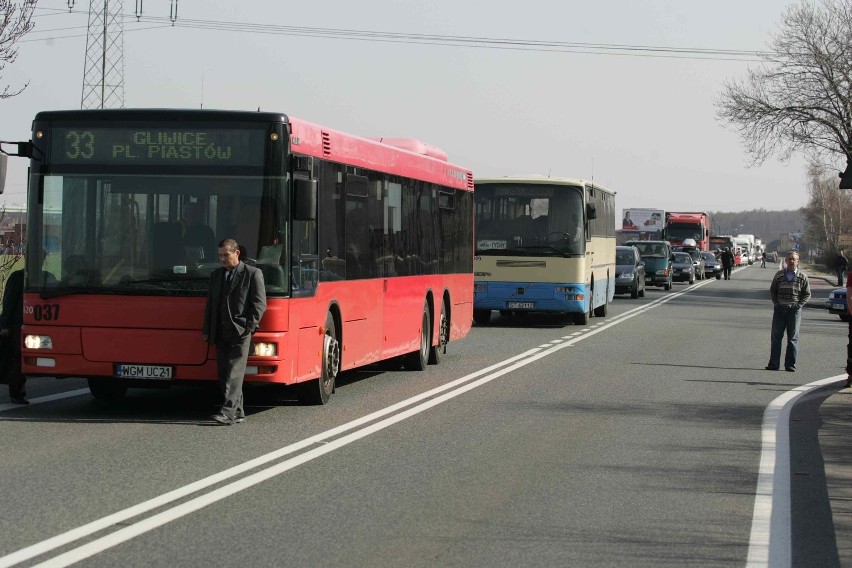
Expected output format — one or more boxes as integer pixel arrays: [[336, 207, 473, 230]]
[[736, 234, 756, 264]]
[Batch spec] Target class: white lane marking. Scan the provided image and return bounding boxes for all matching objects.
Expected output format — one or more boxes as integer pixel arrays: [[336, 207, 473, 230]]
[[746, 375, 846, 568], [0, 350, 540, 568], [1, 275, 714, 567], [0, 389, 89, 413]]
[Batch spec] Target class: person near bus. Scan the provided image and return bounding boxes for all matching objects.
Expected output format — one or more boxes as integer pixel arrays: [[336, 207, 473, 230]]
[[760, 250, 767, 268], [766, 251, 811, 372], [203, 239, 267, 425], [835, 249, 848, 287], [0, 269, 27, 404], [719, 247, 735, 280]]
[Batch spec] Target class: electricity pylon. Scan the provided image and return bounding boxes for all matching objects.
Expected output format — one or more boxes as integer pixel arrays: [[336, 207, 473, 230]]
[[68, 0, 179, 109], [67, 0, 125, 109]]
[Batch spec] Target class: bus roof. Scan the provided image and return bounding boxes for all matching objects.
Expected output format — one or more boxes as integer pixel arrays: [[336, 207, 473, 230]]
[[32, 108, 473, 191], [474, 175, 615, 195]]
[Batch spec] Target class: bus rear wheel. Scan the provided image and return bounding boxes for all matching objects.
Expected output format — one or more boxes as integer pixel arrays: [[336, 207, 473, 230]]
[[403, 302, 430, 371], [87, 377, 128, 401], [297, 313, 339, 405], [428, 300, 448, 365]]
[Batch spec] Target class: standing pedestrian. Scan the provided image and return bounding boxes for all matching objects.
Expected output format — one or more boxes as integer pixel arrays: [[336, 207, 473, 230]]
[[766, 251, 811, 372], [720, 247, 734, 280], [202, 239, 267, 425], [0, 269, 27, 404], [835, 249, 848, 287], [760, 250, 766, 268]]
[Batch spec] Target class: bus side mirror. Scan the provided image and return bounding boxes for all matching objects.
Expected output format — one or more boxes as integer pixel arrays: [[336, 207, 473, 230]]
[[586, 203, 597, 220], [293, 178, 317, 221], [0, 153, 6, 195], [840, 161, 852, 190]]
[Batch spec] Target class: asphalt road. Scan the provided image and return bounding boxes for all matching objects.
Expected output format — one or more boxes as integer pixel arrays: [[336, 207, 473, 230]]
[[0, 264, 847, 567]]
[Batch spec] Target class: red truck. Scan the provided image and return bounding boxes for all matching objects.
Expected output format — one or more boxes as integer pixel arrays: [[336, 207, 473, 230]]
[[662, 212, 711, 251]]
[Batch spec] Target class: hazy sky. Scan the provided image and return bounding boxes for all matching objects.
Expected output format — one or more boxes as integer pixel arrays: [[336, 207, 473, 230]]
[[1, 0, 817, 216]]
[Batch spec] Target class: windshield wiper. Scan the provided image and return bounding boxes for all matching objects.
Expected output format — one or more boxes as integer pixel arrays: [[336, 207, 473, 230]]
[[517, 245, 571, 256], [121, 276, 209, 285], [40, 285, 109, 299]]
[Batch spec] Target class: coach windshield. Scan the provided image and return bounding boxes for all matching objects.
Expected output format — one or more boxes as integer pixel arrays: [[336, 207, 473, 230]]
[[474, 183, 584, 256]]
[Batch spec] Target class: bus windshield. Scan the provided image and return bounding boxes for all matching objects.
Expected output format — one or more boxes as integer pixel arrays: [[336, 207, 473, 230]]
[[30, 172, 290, 297], [474, 183, 584, 256]]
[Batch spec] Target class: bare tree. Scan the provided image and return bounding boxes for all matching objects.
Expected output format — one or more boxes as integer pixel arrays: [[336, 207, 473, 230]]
[[0, 0, 37, 100], [801, 164, 852, 261], [716, 0, 852, 175]]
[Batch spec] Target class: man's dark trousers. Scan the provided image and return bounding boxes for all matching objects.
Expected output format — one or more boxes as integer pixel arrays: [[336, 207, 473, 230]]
[[769, 305, 801, 369], [215, 325, 249, 420]]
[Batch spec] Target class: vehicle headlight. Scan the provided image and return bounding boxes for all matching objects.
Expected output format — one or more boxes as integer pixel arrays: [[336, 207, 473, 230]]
[[252, 342, 277, 357], [621, 271, 635, 279], [24, 335, 53, 349], [829, 292, 837, 299]]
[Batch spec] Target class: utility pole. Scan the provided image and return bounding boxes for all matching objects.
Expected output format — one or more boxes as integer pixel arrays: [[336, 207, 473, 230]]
[[68, 0, 178, 109]]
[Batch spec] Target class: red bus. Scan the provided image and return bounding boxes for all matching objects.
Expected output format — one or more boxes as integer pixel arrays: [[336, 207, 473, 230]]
[[18, 109, 474, 403]]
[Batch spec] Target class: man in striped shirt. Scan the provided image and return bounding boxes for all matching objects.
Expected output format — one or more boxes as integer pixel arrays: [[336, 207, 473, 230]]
[[766, 251, 811, 372]]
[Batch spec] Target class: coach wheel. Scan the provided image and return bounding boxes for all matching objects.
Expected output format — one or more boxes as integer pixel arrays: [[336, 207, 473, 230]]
[[297, 313, 339, 405], [403, 302, 430, 371], [473, 309, 491, 325], [428, 300, 448, 365], [594, 282, 609, 317], [575, 294, 591, 325], [87, 377, 128, 401]]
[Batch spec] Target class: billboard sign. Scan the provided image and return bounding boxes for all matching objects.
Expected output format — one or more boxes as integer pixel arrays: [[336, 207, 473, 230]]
[[621, 208, 664, 233]]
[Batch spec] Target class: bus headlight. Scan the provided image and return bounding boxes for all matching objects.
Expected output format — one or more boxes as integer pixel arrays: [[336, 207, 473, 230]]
[[252, 342, 277, 357], [24, 335, 53, 349]]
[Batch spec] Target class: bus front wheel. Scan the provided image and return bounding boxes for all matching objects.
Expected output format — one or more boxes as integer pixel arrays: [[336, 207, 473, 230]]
[[297, 313, 339, 405], [87, 377, 128, 401]]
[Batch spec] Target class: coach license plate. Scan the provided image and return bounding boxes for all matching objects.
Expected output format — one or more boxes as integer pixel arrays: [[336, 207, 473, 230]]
[[115, 364, 173, 380], [507, 301, 534, 309]]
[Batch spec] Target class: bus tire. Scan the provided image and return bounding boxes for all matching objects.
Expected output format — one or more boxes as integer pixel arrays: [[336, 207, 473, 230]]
[[575, 298, 591, 325], [594, 283, 609, 317], [404, 302, 430, 371], [87, 377, 128, 401], [428, 299, 448, 365], [473, 309, 491, 325], [297, 313, 339, 405]]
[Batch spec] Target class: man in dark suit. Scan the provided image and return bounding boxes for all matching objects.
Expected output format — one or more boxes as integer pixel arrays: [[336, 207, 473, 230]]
[[0, 269, 26, 404], [203, 239, 267, 425]]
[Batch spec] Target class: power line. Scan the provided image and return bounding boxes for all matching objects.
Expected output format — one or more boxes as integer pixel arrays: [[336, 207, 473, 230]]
[[23, 10, 769, 62]]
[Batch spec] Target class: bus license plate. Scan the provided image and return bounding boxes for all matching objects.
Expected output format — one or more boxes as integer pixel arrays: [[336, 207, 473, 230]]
[[507, 301, 534, 309], [115, 364, 173, 380]]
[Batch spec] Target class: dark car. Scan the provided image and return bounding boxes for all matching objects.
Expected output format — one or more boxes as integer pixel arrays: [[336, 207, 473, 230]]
[[671, 251, 695, 284], [700, 251, 722, 279], [673, 246, 706, 280], [826, 288, 849, 321], [625, 240, 672, 291], [615, 245, 646, 298]]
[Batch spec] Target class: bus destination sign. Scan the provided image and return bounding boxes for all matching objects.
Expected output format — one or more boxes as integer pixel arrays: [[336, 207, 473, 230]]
[[50, 127, 266, 166]]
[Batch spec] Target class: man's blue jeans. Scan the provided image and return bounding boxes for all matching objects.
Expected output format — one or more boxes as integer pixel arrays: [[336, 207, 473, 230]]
[[769, 304, 801, 369]]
